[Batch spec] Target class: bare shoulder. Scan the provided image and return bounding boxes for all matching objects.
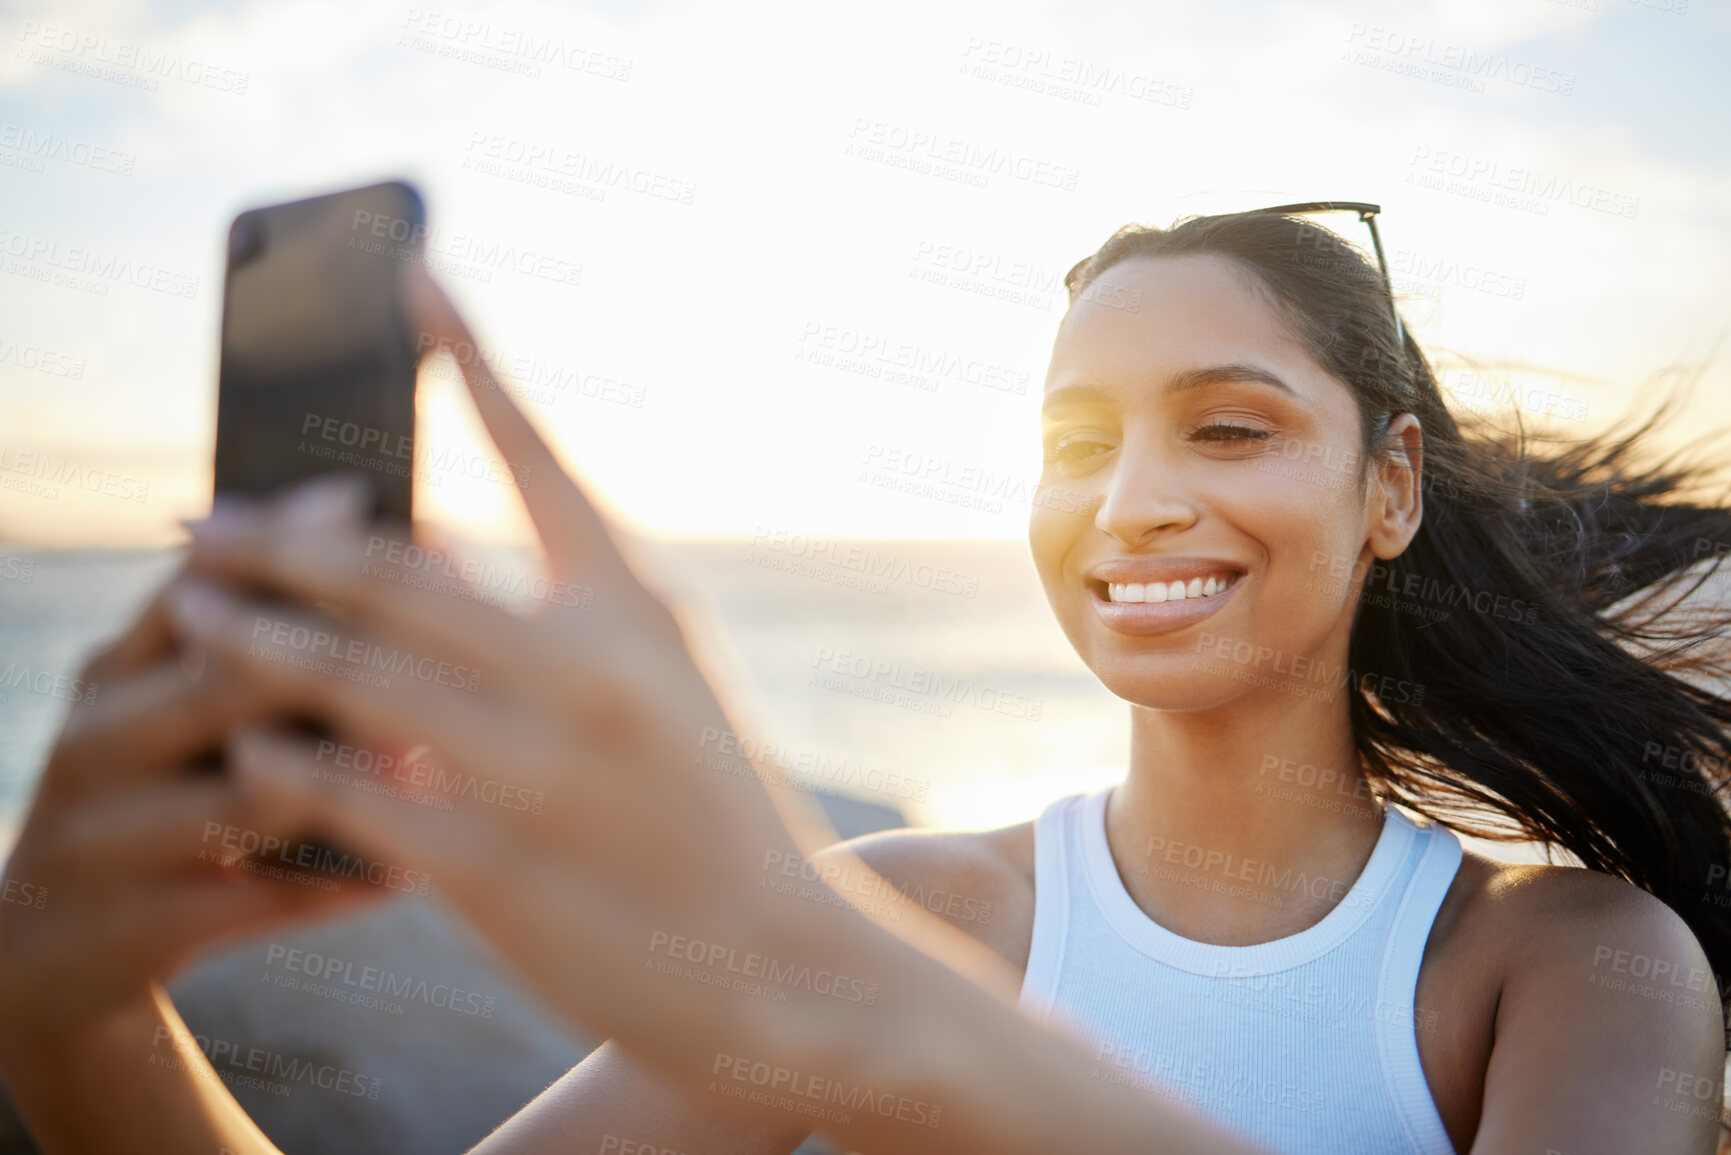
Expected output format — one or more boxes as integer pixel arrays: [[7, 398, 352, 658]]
[[1441, 853, 1727, 1151], [812, 820, 1037, 972], [1447, 849, 1722, 1044], [1467, 853, 1712, 959]]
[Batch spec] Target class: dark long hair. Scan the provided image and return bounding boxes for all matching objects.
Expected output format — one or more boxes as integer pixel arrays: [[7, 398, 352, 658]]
[[1064, 210, 1731, 1032]]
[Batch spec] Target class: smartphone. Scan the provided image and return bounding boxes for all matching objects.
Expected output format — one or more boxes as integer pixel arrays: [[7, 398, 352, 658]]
[[205, 181, 427, 879], [214, 179, 425, 523]]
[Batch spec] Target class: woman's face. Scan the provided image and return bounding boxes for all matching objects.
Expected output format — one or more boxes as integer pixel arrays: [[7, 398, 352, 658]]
[[1029, 252, 1395, 711]]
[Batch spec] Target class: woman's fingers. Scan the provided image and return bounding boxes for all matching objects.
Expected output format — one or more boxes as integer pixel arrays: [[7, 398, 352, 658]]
[[166, 578, 549, 784], [79, 571, 187, 681], [51, 653, 258, 798], [224, 725, 505, 907], [403, 266, 640, 590], [184, 484, 614, 698]]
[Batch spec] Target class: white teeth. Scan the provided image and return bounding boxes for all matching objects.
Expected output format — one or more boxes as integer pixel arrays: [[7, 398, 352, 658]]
[[1105, 573, 1238, 603]]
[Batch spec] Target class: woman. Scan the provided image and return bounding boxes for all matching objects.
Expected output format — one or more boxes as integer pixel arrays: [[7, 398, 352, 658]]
[[2, 208, 1728, 1154]]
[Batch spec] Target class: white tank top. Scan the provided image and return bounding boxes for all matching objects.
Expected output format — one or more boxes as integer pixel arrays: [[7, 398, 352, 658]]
[[1018, 786, 1463, 1154]]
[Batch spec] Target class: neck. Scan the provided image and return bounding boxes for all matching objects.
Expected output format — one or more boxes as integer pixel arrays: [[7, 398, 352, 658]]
[[1107, 686, 1387, 946]]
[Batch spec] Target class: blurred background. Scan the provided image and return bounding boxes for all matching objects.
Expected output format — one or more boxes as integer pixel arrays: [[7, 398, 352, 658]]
[[0, 0, 1727, 1148]]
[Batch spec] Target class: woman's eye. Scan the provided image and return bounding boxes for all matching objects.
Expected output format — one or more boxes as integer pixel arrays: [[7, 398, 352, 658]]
[[1044, 437, 1112, 465], [1191, 423, 1273, 443]]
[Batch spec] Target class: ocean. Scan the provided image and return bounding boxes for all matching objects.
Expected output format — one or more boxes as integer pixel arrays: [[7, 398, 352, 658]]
[[0, 538, 1132, 852]]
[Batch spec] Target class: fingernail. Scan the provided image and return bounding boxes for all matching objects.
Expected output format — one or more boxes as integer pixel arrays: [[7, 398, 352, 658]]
[[172, 581, 233, 635], [282, 475, 370, 532], [184, 502, 248, 548]]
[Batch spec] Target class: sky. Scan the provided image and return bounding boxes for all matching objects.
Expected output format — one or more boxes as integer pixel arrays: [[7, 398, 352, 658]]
[[1, 0, 1727, 547]]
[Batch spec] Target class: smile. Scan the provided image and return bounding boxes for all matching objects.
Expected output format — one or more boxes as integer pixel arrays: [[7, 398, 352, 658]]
[[1086, 568, 1246, 637], [1105, 572, 1241, 603]]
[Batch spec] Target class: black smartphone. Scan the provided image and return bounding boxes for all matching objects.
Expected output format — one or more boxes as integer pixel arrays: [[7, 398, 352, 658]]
[[214, 179, 425, 523], [205, 181, 428, 881]]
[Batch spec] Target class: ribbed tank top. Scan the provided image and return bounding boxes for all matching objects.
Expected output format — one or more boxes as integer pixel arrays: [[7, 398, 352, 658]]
[[1018, 786, 1463, 1154]]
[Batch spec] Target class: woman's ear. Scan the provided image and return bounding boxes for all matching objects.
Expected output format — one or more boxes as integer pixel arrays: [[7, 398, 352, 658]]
[[1367, 413, 1424, 560]]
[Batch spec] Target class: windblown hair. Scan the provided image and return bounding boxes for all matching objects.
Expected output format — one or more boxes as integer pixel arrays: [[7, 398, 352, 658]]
[[1065, 210, 1731, 1031]]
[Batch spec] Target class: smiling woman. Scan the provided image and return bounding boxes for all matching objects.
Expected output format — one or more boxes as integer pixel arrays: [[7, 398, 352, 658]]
[[4, 210, 1731, 1155]]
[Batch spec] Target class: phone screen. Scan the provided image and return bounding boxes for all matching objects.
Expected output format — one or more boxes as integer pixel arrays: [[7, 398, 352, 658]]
[[214, 180, 425, 523]]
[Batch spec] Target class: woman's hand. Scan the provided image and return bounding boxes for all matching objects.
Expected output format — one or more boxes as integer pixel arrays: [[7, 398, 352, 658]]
[[167, 269, 848, 1087], [0, 549, 396, 1155], [0, 565, 386, 1051]]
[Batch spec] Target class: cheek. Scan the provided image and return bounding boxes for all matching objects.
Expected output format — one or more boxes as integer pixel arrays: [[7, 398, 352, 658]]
[[1229, 465, 1368, 614], [1028, 479, 1088, 588]]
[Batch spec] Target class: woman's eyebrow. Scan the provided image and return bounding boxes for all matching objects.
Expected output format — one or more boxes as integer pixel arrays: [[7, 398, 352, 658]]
[[1041, 364, 1294, 414]]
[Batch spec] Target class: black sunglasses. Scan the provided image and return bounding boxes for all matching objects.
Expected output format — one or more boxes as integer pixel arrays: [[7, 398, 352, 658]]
[[1065, 200, 1407, 348], [1253, 200, 1405, 347]]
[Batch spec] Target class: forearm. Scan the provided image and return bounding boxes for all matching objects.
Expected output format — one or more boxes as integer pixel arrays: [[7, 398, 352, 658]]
[[0, 984, 282, 1155]]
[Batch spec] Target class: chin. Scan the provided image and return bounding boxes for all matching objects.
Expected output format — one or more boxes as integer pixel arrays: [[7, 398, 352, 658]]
[[1088, 652, 1252, 712]]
